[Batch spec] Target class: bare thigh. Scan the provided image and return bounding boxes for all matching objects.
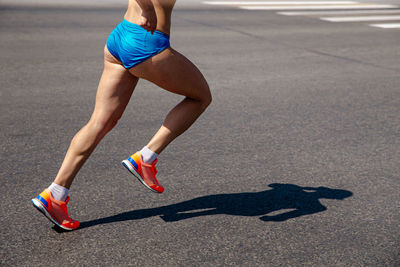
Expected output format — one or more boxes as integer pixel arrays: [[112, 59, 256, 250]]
[[128, 47, 211, 101], [90, 46, 139, 127], [52, 47, 138, 188]]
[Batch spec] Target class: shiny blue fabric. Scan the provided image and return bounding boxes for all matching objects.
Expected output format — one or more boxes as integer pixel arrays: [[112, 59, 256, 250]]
[[106, 19, 170, 69]]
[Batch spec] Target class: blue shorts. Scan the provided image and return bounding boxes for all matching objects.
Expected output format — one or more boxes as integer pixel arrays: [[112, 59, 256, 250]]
[[106, 19, 170, 69]]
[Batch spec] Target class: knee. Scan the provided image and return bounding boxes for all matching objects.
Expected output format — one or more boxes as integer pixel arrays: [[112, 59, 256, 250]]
[[88, 114, 121, 137], [204, 89, 212, 107], [199, 85, 212, 111]]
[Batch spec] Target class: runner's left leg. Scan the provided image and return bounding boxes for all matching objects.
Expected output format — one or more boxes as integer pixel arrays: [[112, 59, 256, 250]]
[[53, 47, 138, 189]]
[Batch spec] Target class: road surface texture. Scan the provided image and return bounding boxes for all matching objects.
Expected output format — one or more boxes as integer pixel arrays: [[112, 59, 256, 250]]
[[0, 1, 399, 266]]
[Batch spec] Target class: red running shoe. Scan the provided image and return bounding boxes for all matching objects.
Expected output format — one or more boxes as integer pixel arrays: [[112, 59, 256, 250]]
[[122, 152, 164, 193], [31, 189, 80, 230]]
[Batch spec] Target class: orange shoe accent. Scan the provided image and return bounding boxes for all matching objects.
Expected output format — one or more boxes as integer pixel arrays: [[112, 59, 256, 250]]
[[122, 152, 164, 193], [31, 189, 80, 230]]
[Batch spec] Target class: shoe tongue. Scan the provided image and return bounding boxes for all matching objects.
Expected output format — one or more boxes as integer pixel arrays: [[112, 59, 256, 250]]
[[152, 159, 158, 165]]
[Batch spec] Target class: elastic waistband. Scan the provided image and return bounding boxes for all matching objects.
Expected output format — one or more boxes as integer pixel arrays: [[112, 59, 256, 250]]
[[121, 19, 170, 39]]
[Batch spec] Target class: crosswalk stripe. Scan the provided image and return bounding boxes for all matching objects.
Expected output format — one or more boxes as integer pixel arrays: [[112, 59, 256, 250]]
[[239, 4, 397, 10], [277, 9, 400, 16], [369, 23, 400, 28], [203, 0, 400, 29], [203, 1, 358, 5], [320, 15, 400, 22]]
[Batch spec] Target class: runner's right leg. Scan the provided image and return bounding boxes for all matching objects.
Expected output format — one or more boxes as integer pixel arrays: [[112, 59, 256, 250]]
[[129, 47, 212, 155], [121, 47, 212, 193]]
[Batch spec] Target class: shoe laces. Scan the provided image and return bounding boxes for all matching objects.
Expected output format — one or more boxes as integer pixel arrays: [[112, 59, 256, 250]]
[[150, 159, 158, 176]]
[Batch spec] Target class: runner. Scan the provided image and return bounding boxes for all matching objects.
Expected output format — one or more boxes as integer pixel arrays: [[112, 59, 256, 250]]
[[31, 0, 212, 231]]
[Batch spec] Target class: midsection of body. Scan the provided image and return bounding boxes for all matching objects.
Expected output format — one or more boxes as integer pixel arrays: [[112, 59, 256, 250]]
[[124, 0, 176, 35]]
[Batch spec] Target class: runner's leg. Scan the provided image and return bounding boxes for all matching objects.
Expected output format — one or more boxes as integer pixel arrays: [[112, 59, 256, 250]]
[[53, 47, 138, 189], [128, 47, 212, 154]]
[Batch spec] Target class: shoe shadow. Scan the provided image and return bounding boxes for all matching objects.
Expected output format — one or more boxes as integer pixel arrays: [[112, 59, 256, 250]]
[[75, 183, 352, 230]]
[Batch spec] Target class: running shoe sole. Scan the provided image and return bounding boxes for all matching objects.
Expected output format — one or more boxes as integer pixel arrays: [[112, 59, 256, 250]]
[[31, 198, 74, 231], [121, 159, 159, 193]]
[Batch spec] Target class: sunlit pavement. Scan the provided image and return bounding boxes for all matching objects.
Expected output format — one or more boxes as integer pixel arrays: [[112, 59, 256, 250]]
[[1, 1, 399, 266]]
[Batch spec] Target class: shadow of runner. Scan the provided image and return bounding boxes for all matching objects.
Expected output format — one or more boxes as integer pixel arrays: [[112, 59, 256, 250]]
[[76, 183, 352, 230]]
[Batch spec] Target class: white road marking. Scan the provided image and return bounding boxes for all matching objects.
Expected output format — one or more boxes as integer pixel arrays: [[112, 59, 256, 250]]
[[369, 23, 400, 28], [277, 9, 400, 16], [320, 15, 400, 22], [203, 1, 358, 5], [203, 0, 400, 29], [239, 4, 397, 10]]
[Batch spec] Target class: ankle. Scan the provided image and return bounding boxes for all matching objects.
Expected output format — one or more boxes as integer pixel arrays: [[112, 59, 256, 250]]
[[140, 146, 158, 164], [48, 182, 69, 202]]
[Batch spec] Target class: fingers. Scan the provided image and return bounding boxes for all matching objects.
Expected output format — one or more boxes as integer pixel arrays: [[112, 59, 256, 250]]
[[140, 20, 156, 34], [146, 20, 156, 34], [140, 14, 157, 34]]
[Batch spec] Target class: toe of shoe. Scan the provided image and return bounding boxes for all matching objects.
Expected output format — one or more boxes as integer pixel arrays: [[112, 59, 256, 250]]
[[150, 184, 164, 193], [61, 220, 80, 230]]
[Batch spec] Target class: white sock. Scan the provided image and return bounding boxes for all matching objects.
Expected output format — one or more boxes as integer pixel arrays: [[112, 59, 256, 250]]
[[140, 146, 158, 164], [48, 182, 69, 202]]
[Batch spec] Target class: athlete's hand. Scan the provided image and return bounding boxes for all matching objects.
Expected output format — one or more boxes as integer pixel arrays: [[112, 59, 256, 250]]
[[137, 0, 157, 35], [139, 9, 157, 34]]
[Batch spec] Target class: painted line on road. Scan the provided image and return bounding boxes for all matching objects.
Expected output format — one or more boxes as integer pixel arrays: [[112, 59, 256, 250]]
[[203, 0, 400, 30], [238, 4, 397, 10], [320, 15, 400, 22], [277, 9, 400, 16], [203, 1, 358, 5], [369, 23, 400, 28]]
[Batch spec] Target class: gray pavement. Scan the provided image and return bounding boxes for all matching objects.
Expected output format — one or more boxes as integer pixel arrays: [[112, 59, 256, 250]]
[[0, 1, 399, 266]]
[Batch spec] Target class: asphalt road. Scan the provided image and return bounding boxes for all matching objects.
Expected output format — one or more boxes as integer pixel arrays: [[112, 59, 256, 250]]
[[1, 2, 399, 266]]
